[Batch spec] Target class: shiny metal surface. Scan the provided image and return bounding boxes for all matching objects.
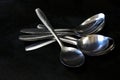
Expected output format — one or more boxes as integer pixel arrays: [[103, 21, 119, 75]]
[[35, 8, 85, 67], [20, 27, 71, 34], [78, 34, 108, 52], [25, 34, 114, 56], [25, 39, 56, 51], [19, 32, 74, 41], [25, 37, 77, 51], [62, 34, 114, 56], [19, 18, 104, 41], [20, 13, 105, 38], [75, 13, 105, 36], [77, 34, 109, 55]]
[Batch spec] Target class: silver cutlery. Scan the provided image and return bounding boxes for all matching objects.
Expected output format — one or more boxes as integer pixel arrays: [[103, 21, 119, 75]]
[[20, 13, 105, 39], [35, 8, 85, 67]]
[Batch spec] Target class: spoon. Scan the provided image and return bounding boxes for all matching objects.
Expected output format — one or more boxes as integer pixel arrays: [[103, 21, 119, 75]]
[[20, 13, 105, 36], [35, 8, 85, 67], [19, 15, 104, 41], [26, 34, 114, 56], [19, 13, 104, 41]]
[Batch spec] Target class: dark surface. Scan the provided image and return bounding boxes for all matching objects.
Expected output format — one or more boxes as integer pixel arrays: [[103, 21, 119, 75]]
[[0, 0, 120, 80]]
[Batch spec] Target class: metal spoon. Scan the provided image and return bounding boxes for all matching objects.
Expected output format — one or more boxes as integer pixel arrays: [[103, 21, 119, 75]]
[[35, 8, 85, 67], [20, 13, 105, 36], [26, 34, 114, 56], [19, 13, 104, 41], [19, 15, 104, 41]]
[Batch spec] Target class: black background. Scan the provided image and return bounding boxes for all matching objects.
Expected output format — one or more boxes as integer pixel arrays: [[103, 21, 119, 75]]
[[0, 0, 120, 80]]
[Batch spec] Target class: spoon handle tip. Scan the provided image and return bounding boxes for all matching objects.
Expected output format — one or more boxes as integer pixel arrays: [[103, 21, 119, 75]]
[[35, 8, 64, 48]]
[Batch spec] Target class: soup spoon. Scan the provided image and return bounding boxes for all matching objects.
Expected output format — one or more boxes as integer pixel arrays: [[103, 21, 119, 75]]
[[20, 13, 105, 36], [35, 8, 85, 67]]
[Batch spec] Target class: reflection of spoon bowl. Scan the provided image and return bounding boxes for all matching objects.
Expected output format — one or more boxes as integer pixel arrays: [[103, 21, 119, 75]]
[[77, 34, 112, 56]]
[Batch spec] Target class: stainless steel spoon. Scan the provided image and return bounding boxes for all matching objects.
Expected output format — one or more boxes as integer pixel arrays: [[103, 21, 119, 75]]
[[35, 8, 85, 67], [20, 13, 105, 36], [26, 34, 114, 56], [19, 18, 103, 42], [19, 13, 104, 41]]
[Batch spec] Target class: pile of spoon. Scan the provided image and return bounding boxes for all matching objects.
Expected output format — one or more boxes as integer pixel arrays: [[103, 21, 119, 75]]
[[19, 8, 115, 67]]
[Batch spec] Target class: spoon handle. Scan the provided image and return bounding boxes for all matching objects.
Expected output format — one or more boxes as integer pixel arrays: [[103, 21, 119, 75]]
[[19, 32, 74, 41], [25, 38, 77, 51], [37, 24, 72, 32], [35, 8, 64, 48], [20, 28, 73, 34], [25, 39, 56, 51], [19, 34, 59, 41], [64, 36, 78, 41]]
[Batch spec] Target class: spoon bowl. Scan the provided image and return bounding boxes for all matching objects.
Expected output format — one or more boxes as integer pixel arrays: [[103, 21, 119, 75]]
[[63, 34, 114, 56], [60, 47, 85, 67], [78, 34, 109, 52], [75, 13, 105, 36]]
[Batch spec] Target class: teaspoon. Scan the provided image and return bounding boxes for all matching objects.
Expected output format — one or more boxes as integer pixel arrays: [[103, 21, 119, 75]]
[[20, 13, 105, 36], [35, 8, 85, 67], [19, 16, 103, 41]]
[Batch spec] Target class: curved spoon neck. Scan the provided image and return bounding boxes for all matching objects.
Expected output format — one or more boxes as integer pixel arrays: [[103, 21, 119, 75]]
[[58, 41, 64, 49], [61, 46, 65, 50], [43, 24, 64, 48]]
